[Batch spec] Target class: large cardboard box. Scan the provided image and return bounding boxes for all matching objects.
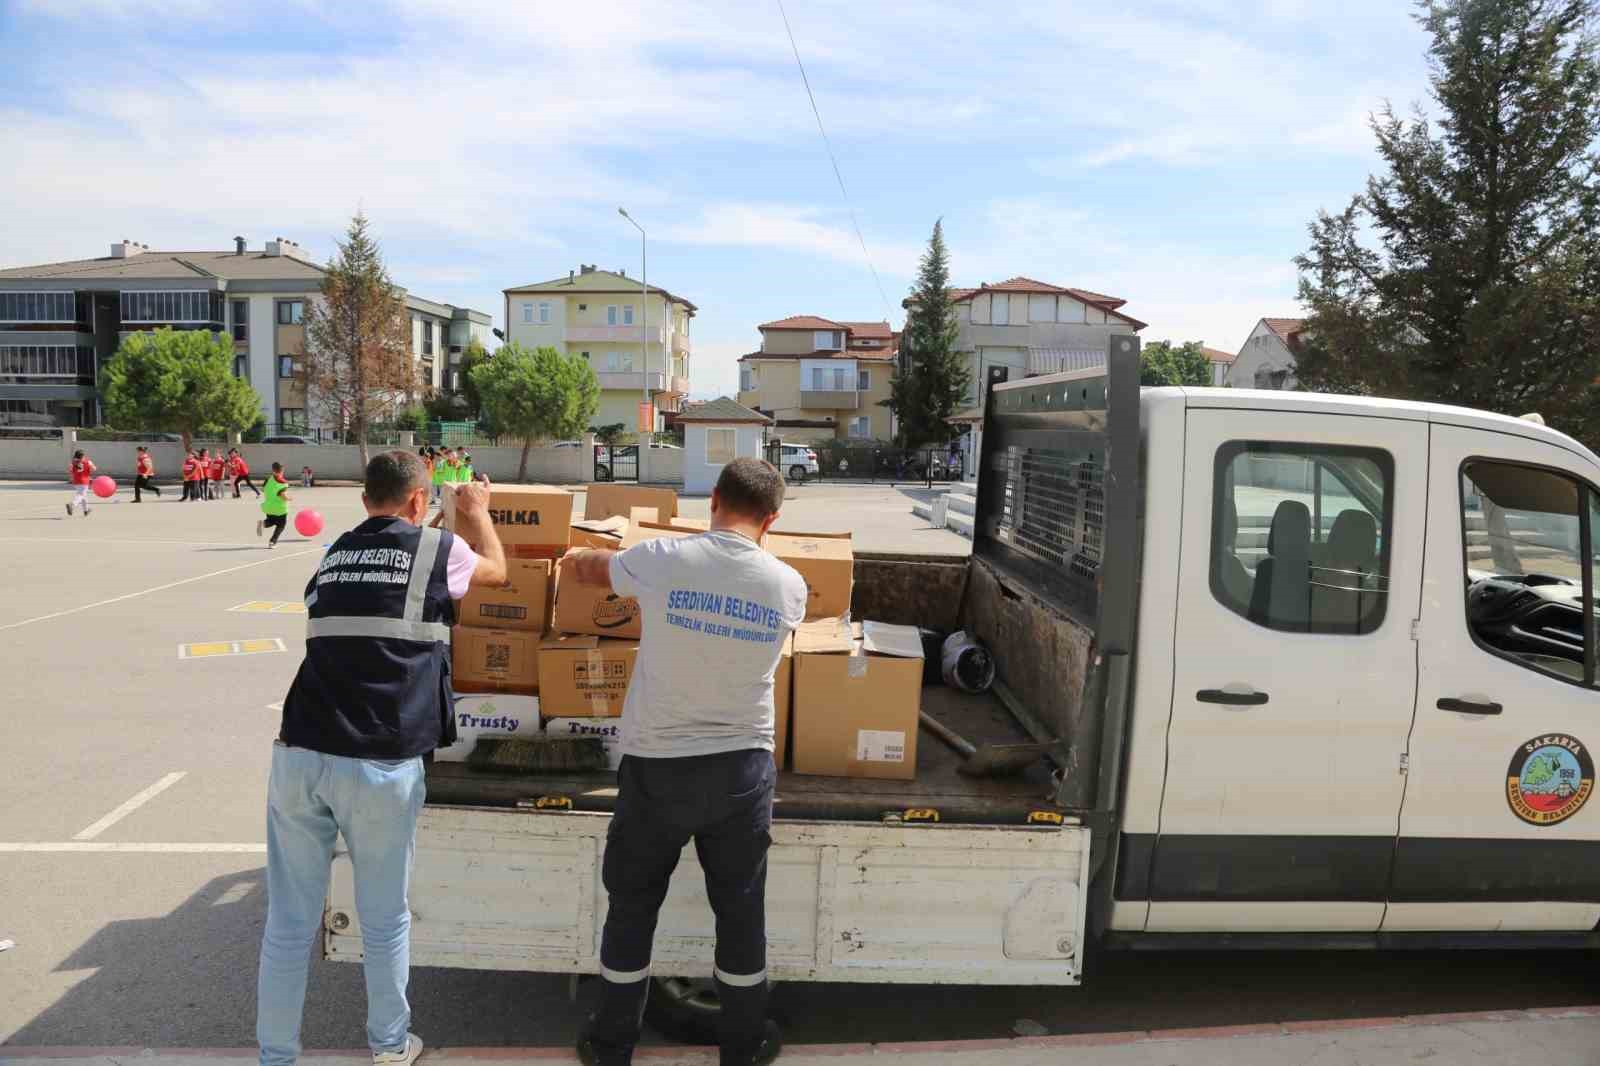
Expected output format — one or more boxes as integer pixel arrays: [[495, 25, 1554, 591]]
[[585, 483, 678, 523], [640, 516, 710, 533], [456, 557, 551, 632], [618, 523, 695, 550], [544, 717, 624, 770], [774, 631, 793, 769], [435, 692, 541, 762], [791, 620, 924, 780], [570, 515, 630, 550], [445, 483, 573, 556], [538, 635, 639, 717], [766, 533, 854, 620], [552, 564, 642, 639], [452, 626, 541, 693]]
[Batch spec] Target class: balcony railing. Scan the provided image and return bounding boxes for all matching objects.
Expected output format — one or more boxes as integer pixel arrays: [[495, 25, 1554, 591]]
[[671, 332, 690, 355], [566, 325, 668, 344], [595, 370, 667, 391], [800, 388, 860, 409]]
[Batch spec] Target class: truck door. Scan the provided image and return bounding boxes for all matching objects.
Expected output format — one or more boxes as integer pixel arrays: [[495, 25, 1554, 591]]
[[1387, 424, 1600, 932], [1146, 409, 1426, 932]]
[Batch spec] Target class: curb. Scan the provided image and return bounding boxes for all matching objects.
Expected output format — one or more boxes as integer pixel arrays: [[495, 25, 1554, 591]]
[[6, 1004, 1600, 1060]]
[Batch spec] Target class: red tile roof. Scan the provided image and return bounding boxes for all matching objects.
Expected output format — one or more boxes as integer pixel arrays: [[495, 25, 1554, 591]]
[[738, 349, 896, 363], [935, 276, 1145, 329], [1262, 317, 1307, 342], [1202, 346, 1236, 364], [838, 320, 893, 339], [758, 315, 846, 330]]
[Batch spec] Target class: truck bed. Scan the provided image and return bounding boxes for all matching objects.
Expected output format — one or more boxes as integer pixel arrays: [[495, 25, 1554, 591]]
[[425, 683, 1066, 824]]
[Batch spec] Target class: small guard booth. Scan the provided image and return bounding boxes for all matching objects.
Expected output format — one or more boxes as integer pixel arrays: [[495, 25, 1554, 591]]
[[676, 397, 774, 495]]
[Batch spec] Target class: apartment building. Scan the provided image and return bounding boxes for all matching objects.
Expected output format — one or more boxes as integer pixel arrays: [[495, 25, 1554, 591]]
[[0, 237, 490, 429], [905, 276, 1146, 408], [736, 316, 898, 443], [503, 265, 694, 433], [1225, 317, 1306, 390]]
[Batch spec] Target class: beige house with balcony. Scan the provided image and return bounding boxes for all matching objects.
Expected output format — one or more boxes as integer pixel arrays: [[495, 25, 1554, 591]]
[[736, 316, 897, 443], [503, 265, 694, 433]]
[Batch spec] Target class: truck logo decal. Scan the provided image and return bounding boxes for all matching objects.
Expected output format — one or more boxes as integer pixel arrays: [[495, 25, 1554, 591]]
[[1507, 734, 1594, 826]]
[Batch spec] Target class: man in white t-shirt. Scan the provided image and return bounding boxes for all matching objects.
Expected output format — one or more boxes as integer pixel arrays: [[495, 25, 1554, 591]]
[[564, 458, 806, 1066]]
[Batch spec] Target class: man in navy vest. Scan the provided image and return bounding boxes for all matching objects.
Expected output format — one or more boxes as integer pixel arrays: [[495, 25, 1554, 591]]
[[257, 451, 507, 1066], [565, 458, 807, 1066]]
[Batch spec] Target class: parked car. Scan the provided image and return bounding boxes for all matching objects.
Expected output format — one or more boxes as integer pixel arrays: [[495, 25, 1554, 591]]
[[779, 444, 819, 480], [261, 434, 318, 445]]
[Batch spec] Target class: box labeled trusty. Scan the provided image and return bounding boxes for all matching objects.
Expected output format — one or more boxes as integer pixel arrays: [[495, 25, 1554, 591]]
[[435, 693, 541, 763], [544, 717, 623, 770]]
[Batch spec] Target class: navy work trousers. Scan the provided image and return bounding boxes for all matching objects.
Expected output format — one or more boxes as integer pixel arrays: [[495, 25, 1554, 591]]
[[593, 748, 776, 1056]]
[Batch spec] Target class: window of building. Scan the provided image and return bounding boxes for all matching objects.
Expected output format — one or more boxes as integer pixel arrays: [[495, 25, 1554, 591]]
[[234, 354, 248, 379], [120, 290, 223, 324], [522, 302, 533, 323], [450, 370, 461, 392], [278, 356, 297, 378], [0, 292, 75, 323], [0, 345, 93, 381], [1461, 461, 1600, 686], [280, 407, 305, 428], [809, 365, 850, 391], [849, 416, 870, 438], [1029, 295, 1056, 322], [578, 303, 587, 311], [706, 427, 736, 466], [276, 301, 304, 326], [538, 302, 551, 324], [622, 305, 634, 326], [992, 293, 1011, 325], [423, 321, 434, 355], [740, 366, 757, 391], [813, 330, 842, 351], [607, 352, 634, 371], [607, 305, 618, 326], [1211, 442, 1393, 635], [231, 299, 248, 342], [857, 368, 870, 390]]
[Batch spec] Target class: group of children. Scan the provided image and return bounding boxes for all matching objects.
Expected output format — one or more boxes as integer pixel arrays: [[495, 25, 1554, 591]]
[[65, 446, 298, 546], [422, 445, 474, 500], [176, 447, 261, 502]]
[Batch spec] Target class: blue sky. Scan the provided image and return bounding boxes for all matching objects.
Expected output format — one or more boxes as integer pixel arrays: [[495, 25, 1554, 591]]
[[0, 0, 1432, 398]]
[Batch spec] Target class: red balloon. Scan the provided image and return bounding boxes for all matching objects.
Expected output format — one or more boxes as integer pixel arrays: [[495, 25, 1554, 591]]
[[91, 475, 116, 498], [294, 509, 324, 537]]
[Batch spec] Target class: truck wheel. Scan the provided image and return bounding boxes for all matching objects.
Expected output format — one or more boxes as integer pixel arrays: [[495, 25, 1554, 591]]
[[644, 976, 722, 1045], [789, 464, 805, 481]]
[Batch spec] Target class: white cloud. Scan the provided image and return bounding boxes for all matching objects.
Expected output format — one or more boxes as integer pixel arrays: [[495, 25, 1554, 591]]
[[658, 203, 920, 278]]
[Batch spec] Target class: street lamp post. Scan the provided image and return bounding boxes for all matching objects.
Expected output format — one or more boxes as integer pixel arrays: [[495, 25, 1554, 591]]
[[618, 207, 650, 446]]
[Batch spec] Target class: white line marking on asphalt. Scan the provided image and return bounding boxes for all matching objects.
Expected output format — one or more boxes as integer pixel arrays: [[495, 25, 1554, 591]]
[[0, 842, 265, 853], [0, 537, 264, 547], [72, 772, 188, 840], [0, 547, 320, 632]]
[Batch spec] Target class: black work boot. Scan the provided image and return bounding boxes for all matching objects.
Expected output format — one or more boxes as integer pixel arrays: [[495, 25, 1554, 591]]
[[721, 1018, 782, 1066], [575, 1017, 633, 1066]]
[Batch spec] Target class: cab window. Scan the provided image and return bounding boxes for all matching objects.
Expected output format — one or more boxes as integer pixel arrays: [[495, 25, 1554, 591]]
[[1211, 442, 1393, 634], [1461, 461, 1598, 686]]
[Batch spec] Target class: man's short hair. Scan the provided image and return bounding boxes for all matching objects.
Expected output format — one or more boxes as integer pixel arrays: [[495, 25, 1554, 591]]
[[714, 457, 785, 520], [366, 450, 427, 505]]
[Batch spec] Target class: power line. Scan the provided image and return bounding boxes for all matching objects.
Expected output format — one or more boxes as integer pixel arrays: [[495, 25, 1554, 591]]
[[775, 0, 893, 320]]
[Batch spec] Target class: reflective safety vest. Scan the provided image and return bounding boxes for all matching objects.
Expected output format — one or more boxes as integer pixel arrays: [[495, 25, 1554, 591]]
[[278, 517, 458, 759]]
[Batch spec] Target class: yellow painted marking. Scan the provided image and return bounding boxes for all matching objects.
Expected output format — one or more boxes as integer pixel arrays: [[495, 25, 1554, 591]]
[[229, 600, 306, 614], [238, 638, 283, 654], [182, 642, 234, 658], [178, 638, 287, 660]]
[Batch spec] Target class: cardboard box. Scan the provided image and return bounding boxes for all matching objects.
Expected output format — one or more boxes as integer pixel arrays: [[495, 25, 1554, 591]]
[[452, 626, 541, 693], [791, 620, 924, 780], [538, 634, 639, 717], [456, 558, 551, 632], [570, 515, 629, 550], [544, 716, 624, 770], [585, 483, 678, 522], [775, 631, 793, 769], [445, 483, 573, 556], [435, 692, 541, 762], [766, 533, 854, 620], [552, 564, 642, 639], [618, 523, 696, 550], [640, 517, 710, 533]]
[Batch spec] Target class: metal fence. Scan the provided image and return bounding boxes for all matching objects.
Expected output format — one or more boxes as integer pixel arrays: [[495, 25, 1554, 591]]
[[766, 441, 965, 486]]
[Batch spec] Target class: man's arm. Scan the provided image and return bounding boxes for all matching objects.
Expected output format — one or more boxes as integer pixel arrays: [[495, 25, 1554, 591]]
[[563, 548, 616, 592], [448, 481, 508, 587]]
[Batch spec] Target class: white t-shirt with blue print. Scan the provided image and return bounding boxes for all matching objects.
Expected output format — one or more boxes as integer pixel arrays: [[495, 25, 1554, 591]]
[[609, 529, 808, 759]]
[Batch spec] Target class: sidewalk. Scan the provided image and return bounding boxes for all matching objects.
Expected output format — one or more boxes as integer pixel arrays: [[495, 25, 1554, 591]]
[[6, 1007, 1598, 1065]]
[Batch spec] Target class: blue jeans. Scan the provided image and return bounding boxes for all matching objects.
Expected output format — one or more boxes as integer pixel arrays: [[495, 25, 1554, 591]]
[[257, 743, 426, 1066]]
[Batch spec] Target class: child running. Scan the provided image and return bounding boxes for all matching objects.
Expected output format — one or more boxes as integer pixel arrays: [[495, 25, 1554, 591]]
[[134, 446, 161, 502], [257, 462, 291, 548], [67, 450, 95, 517], [230, 448, 261, 498]]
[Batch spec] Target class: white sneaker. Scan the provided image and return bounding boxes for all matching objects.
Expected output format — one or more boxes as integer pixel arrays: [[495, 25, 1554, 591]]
[[373, 1033, 423, 1066]]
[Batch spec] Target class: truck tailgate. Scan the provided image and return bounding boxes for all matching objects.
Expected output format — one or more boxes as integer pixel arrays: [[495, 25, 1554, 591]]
[[326, 805, 1091, 985]]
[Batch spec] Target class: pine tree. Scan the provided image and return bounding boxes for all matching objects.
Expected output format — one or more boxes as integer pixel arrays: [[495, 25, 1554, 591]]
[[301, 212, 416, 466], [886, 220, 971, 447], [1295, 0, 1600, 436]]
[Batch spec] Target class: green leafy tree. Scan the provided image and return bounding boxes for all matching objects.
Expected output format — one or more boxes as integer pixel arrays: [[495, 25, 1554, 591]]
[[471, 343, 600, 480], [100, 327, 261, 451], [1295, 0, 1600, 436], [456, 336, 491, 415], [1139, 340, 1214, 387], [887, 220, 971, 447], [301, 212, 416, 466], [590, 422, 627, 444]]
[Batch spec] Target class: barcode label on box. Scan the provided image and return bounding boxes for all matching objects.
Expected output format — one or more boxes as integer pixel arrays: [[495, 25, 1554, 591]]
[[479, 604, 527, 621], [856, 729, 906, 763]]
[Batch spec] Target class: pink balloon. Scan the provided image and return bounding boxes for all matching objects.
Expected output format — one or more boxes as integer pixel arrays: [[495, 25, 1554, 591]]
[[294, 509, 324, 537], [91, 475, 116, 498]]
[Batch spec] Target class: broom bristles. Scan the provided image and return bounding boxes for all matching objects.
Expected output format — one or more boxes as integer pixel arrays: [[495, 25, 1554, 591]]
[[467, 735, 610, 774]]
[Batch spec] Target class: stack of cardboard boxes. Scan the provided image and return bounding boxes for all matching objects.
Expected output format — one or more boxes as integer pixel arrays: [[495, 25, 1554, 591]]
[[439, 481, 927, 784]]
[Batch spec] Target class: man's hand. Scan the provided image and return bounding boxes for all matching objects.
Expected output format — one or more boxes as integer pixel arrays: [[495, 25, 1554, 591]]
[[563, 549, 616, 590], [452, 478, 492, 516]]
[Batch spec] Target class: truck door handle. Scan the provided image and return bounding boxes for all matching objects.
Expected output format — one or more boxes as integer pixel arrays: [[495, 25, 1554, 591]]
[[1196, 688, 1269, 706], [1437, 697, 1502, 715]]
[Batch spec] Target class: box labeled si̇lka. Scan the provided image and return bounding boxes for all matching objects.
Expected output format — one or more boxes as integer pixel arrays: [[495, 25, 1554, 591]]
[[544, 717, 623, 770], [435, 692, 541, 762], [538, 634, 639, 717], [445, 483, 573, 556], [452, 626, 540, 693], [456, 557, 551, 632], [791, 619, 923, 780]]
